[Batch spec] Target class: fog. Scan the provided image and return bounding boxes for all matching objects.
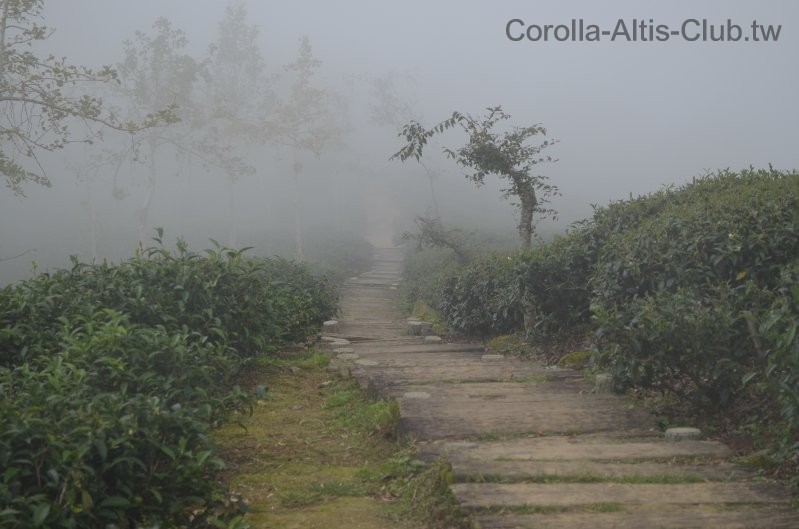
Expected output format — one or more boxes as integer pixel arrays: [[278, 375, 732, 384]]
[[1, 0, 797, 283]]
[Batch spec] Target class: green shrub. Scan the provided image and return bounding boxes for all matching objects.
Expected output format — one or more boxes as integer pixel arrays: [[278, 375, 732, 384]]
[[399, 248, 461, 312], [0, 238, 337, 528], [592, 168, 799, 310], [593, 168, 799, 408], [514, 228, 596, 335], [438, 252, 522, 336], [0, 310, 247, 528], [753, 262, 799, 481]]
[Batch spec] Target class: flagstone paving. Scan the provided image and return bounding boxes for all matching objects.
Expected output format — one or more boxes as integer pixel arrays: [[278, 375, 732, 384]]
[[328, 247, 798, 529]]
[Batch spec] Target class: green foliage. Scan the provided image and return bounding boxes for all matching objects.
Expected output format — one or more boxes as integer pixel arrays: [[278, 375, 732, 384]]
[[592, 169, 799, 401], [0, 238, 336, 528], [391, 106, 558, 248], [752, 262, 799, 482], [514, 228, 597, 335], [438, 252, 522, 336], [399, 247, 461, 312], [587, 168, 799, 480], [402, 167, 799, 482], [0, 0, 175, 194], [402, 216, 473, 265], [592, 169, 799, 309], [427, 226, 595, 338]]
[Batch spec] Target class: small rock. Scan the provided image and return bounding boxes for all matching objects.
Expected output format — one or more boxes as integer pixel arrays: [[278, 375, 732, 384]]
[[442, 441, 479, 452], [322, 320, 339, 333], [318, 380, 333, 388], [355, 359, 378, 366], [333, 347, 354, 354], [481, 354, 504, 361], [407, 321, 423, 335], [288, 366, 301, 375], [665, 427, 702, 441], [402, 391, 431, 399], [291, 405, 303, 410], [424, 336, 442, 343]]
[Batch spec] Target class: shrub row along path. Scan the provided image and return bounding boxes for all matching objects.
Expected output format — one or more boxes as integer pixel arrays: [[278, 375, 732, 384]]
[[326, 247, 798, 529]]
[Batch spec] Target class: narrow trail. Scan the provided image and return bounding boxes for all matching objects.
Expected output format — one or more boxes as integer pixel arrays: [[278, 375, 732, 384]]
[[327, 247, 798, 529]]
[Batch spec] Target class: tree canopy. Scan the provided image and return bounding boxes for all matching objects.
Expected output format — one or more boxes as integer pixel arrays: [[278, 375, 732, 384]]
[[0, 0, 173, 194], [392, 106, 558, 248]]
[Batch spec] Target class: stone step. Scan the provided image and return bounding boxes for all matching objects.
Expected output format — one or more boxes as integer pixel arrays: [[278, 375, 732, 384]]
[[349, 343, 486, 354], [393, 382, 652, 439], [449, 460, 752, 483], [452, 481, 793, 510], [354, 356, 578, 386], [475, 506, 799, 529], [422, 434, 731, 463]]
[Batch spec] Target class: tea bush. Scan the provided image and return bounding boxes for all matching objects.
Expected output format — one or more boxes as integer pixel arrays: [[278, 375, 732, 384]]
[[592, 169, 799, 404], [403, 168, 799, 479], [0, 239, 336, 528], [399, 248, 461, 313], [438, 252, 521, 335], [752, 262, 799, 480]]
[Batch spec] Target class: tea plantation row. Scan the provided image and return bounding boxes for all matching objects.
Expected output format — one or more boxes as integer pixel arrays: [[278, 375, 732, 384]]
[[404, 168, 799, 483], [0, 238, 337, 528]]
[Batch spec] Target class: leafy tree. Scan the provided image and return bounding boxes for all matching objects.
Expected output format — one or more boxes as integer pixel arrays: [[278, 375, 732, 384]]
[[109, 17, 253, 246], [272, 36, 340, 259], [370, 73, 442, 219], [202, 2, 271, 246], [402, 214, 472, 265], [0, 0, 172, 195], [392, 106, 558, 249], [114, 18, 201, 246]]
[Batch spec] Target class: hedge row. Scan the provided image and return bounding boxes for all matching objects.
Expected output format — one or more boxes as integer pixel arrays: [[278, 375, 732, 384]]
[[406, 168, 799, 477], [0, 240, 337, 528]]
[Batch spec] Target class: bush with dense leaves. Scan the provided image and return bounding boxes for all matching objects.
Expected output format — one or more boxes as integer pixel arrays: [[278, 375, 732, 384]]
[[438, 252, 522, 336], [592, 169, 799, 402], [0, 239, 336, 528], [403, 168, 799, 483]]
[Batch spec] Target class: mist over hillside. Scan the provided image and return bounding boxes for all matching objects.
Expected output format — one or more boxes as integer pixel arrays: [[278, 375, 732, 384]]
[[1, 0, 797, 283]]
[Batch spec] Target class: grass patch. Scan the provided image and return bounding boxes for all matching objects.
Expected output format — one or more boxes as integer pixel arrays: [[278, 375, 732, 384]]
[[257, 350, 331, 370], [213, 349, 470, 528], [486, 333, 541, 358], [410, 299, 449, 336]]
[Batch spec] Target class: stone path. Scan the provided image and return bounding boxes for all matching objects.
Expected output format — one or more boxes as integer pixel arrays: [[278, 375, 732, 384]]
[[326, 247, 798, 529]]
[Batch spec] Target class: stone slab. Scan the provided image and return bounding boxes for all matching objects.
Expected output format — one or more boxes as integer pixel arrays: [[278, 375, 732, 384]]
[[452, 482, 793, 509], [450, 460, 752, 482], [394, 383, 653, 439], [421, 434, 731, 462], [476, 507, 799, 529]]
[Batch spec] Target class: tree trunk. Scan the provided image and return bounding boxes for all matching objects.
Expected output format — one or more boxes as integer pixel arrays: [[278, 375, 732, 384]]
[[420, 161, 441, 219], [0, 0, 10, 76], [517, 185, 537, 250], [227, 179, 237, 247], [292, 150, 304, 260], [88, 178, 97, 261], [137, 141, 156, 248], [518, 184, 538, 333]]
